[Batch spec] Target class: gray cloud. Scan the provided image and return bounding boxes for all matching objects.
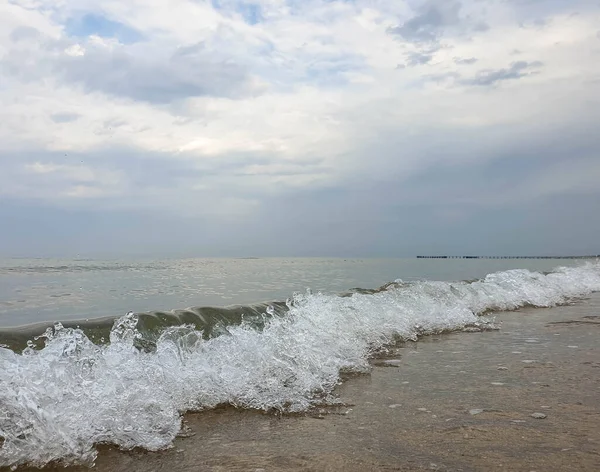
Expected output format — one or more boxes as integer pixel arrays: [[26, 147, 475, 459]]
[[472, 21, 490, 33], [18, 195, 600, 258], [502, 0, 597, 25], [2, 106, 600, 258], [10, 26, 40, 42], [0, 147, 328, 207], [454, 57, 478, 65], [388, 1, 462, 43], [387, 0, 488, 46], [424, 71, 462, 84], [1, 37, 259, 104], [6, 154, 599, 259], [519, 18, 547, 29], [1, 0, 599, 260], [462, 61, 543, 86], [50, 113, 81, 123], [58, 42, 257, 104], [407, 51, 435, 66], [388, 1, 488, 71]]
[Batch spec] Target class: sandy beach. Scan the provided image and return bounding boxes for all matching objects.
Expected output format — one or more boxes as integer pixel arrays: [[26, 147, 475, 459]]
[[12, 293, 596, 472]]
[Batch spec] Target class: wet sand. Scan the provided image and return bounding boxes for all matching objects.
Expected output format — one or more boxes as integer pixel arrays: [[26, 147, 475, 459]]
[[14, 294, 600, 471]]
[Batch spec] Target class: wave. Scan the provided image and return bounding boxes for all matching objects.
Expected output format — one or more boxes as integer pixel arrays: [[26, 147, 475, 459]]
[[1, 263, 600, 468], [0, 302, 290, 352]]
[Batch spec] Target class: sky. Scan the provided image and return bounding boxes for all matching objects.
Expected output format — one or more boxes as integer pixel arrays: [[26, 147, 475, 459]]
[[1, 0, 599, 258]]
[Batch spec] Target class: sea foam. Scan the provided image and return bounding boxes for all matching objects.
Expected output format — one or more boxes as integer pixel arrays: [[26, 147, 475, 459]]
[[1, 263, 599, 468]]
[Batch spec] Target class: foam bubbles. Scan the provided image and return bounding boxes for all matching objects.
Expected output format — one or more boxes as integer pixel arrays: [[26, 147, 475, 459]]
[[1, 262, 599, 468]]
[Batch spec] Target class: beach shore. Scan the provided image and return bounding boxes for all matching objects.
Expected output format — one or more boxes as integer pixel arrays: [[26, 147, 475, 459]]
[[14, 294, 600, 472]]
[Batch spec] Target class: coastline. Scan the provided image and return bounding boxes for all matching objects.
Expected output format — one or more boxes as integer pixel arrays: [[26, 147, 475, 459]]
[[15, 293, 599, 472]]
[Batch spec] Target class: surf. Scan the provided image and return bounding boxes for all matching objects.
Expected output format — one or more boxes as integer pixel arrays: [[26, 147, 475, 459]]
[[1, 262, 599, 469]]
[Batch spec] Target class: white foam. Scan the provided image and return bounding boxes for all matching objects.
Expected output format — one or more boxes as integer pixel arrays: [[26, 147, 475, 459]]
[[1, 262, 599, 468]]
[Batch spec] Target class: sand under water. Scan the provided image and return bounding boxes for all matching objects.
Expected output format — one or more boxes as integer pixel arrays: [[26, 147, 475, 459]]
[[8, 293, 598, 472]]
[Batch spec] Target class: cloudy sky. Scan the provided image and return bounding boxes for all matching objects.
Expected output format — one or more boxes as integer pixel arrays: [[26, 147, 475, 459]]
[[1, 0, 599, 258]]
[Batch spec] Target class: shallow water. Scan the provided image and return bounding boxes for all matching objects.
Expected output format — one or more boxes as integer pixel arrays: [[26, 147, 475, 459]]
[[19, 294, 600, 472], [1, 261, 600, 469]]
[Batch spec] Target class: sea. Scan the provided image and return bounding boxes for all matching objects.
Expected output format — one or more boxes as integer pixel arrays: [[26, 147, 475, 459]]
[[1, 257, 599, 469]]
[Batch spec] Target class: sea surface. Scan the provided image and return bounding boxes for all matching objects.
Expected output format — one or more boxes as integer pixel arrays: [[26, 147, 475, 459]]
[[1, 257, 599, 469], [0, 257, 594, 327]]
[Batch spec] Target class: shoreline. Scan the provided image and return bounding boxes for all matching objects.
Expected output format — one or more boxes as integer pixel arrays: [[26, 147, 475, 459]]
[[12, 293, 600, 471]]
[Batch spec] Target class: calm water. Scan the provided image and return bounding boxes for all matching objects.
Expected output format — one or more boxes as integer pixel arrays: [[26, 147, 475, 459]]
[[0, 257, 591, 327]]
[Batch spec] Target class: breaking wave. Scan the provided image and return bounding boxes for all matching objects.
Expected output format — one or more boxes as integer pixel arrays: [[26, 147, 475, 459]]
[[1, 263, 600, 469]]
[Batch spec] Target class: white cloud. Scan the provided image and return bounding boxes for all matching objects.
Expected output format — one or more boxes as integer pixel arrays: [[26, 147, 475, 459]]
[[1, 0, 599, 213], [64, 43, 85, 56]]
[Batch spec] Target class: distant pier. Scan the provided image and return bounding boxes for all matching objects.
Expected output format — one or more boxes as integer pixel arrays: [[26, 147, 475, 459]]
[[416, 255, 599, 260]]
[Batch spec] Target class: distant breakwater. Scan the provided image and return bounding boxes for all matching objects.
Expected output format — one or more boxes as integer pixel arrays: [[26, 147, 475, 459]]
[[416, 255, 599, 259]]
